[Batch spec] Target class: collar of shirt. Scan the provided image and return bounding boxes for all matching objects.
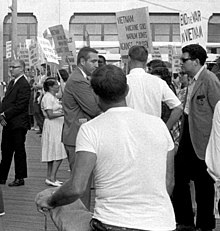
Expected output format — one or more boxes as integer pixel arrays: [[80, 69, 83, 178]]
[[190, 65, 205, 83], [14, 74, 27, 85], [129, 68, 146, 75], [78, 67, 88, 80]]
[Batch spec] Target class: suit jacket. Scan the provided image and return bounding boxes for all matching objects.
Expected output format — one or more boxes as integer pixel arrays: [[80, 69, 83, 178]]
[[62, 67, 101, 146], [1, 75, 31, 130], [188, 68, 220, 160]]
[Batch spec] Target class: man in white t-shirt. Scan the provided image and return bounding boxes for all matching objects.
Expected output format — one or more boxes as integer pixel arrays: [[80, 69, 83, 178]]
[[126, 45, 182, 131], [35, 65, 176, 231]]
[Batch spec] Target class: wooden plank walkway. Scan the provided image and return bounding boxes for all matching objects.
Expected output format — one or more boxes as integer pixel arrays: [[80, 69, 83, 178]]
[[0, 129, 70, 231], [0, 129, 220, 231]]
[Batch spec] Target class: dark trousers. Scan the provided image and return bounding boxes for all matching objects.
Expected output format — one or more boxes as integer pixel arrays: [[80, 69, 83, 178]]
[[172, 114, 215, 230], [0, 127, 28, 180], [33, 102, 44, 133]]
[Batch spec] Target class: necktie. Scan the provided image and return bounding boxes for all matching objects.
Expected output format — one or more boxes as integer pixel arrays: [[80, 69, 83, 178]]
[[7, 79, 15, 92]]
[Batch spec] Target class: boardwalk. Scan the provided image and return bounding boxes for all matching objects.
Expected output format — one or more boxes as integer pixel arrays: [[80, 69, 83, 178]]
[[1, 130, 70, 231], [0, 129, 220, 231]]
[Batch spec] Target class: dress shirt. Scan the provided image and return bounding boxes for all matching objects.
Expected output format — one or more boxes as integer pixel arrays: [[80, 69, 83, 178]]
[[184, 66, 205, 115]]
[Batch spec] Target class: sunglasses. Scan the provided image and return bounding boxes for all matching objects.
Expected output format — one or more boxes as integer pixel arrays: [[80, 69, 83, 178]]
[[9, 66, 21, 69], [180, 58, 193, 63]]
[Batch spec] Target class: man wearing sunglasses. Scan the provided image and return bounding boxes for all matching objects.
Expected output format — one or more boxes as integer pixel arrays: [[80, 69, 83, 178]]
[[0, 59, 31, 187], [172, 44, 220, 231]]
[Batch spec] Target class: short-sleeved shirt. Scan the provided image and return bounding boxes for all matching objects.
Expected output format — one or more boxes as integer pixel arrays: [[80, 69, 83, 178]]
[[126, 68, 181, 117], [76, 107, 176, 230]]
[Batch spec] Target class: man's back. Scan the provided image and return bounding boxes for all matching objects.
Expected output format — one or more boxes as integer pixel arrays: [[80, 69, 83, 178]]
[[126, 68, 180, 117], [76, 107, 176, 230], [62, 67, 100, 146]]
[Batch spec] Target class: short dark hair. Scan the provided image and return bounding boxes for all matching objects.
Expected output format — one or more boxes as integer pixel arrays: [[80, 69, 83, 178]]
[[91, 65, 127, 103], [182, 44, 208, 66], [98, 55, 106, 64], [147, 59, 167, 69], [41, 63, 51, 76], [77, 46, 98, 65], [57, 69, 69, 82], [128, 45, 148, 62], [43, 77, 57, 92], [151, 67, 172, 85]]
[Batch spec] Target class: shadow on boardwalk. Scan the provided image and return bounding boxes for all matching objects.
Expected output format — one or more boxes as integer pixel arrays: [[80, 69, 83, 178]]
[[0, 129, 220, 231]]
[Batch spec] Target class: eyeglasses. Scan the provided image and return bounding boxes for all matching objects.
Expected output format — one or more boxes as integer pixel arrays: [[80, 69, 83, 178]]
[[180, 58, 192, 63], [9, 66, 21, 69]]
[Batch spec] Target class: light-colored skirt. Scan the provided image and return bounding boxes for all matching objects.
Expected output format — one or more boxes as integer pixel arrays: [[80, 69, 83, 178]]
[[41, 116, 67, 162]]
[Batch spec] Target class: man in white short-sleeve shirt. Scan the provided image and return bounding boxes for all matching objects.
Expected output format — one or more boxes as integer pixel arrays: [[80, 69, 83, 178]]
[[126, 45, 182, 131], [35, 65, 176, 231]]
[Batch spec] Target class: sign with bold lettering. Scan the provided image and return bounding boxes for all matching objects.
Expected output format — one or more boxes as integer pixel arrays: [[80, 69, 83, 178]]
[[152, 47, 162, 60], [6, 41, 12, 59], [179, 10, 206, 49], [116, 7, 153, 56], [29, 41, 39, 67], [49, 25, 72, 64], [17, 47, 30, 69], [37, 37, 59, 64], [172, 54, 181, 74]]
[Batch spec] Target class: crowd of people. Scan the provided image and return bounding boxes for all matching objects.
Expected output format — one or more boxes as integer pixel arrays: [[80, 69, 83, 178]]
[[0, 43, 220, 231]]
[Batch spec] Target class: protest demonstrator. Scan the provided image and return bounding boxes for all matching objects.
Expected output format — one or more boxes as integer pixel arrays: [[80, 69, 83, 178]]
[[35, 64, 176, 231], [41, 77, 67, 187], [61, 46, 101, 210], [126, 45, 182, 131], [0, 59, 31, 187], [172, 44, 220, 231]]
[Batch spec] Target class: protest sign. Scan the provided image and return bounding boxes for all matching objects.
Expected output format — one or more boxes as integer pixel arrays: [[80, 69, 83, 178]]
[[152, 47, 162, 60], [48, 25, 72, 66], [116, 7, 153, 56], [37, 37, 59, 64], [6, 41, 12, 59], [179, 9, 206, 49], [29, 41, 39, 67], [172, 54, 181, 74], [17, 47, 30, 69]]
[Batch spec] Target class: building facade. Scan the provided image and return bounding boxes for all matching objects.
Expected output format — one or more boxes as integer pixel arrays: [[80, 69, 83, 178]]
[[0, 0, 220, 83]]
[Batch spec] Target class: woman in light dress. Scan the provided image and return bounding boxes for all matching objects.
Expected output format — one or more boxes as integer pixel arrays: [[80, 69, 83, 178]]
[[41, 77, 67, 187]]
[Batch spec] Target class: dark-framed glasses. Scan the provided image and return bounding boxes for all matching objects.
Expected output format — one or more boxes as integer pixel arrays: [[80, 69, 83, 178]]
[[180, 58, 192, 63], [9, 66, 21, 69]]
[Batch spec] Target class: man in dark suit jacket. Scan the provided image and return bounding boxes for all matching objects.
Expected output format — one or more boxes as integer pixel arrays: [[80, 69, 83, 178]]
[[62, 46, 101, 209], [0, 59, 31, 187], [172, 44, 220, 231]]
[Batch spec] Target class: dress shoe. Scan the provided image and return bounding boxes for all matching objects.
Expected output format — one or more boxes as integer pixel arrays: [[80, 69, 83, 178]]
[[8, 179, 24, 187], [0, 180, 6, 185]]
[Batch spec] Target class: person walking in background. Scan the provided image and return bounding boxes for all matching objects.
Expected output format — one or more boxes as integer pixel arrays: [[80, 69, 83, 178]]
[[0, 59, 31, 186], [98, 55, 106, 67], [172, 44, 220, 231], [56, 69, 69, 100], [35, 64, 176, 231], [62, 46, 101, 209], [126, 45, 182, 131], [41, 77, 67, 187], [33, 63, 51, 135]]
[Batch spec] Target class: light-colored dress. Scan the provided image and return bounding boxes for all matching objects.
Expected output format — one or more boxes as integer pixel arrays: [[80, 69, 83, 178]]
[[41, 92, 67, 162]]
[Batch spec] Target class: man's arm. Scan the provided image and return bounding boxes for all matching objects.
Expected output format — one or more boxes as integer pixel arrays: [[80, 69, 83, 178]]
[[166, 104, 183, 130], [73, 81, 101, 117], [35, 151, 96, 211], [166, 148, 175, 196]]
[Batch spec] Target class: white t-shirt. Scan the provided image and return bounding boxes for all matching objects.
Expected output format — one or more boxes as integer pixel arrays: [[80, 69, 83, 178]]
[[126, 68, 181, 117], [76, 107, 176, 231]]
